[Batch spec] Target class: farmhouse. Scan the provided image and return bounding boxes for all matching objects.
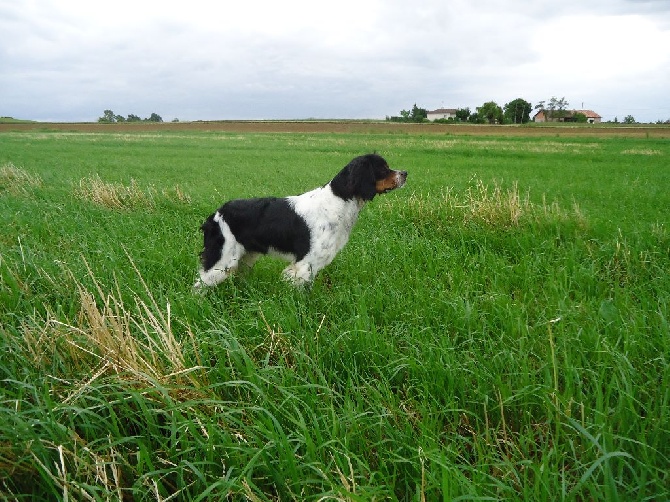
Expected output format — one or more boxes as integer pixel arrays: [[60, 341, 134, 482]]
[[427, 108, 458, 121], [533, 109, 602, 124]]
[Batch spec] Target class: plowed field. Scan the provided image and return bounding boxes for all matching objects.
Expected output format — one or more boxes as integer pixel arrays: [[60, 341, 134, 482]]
[[2, 120, 669, 137]]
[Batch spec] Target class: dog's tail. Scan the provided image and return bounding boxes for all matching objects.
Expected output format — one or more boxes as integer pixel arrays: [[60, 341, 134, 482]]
[[200, 212, 225, 271]]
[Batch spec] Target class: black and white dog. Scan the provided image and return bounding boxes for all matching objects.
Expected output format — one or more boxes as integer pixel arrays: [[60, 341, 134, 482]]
[[195, 154, 407, 289]]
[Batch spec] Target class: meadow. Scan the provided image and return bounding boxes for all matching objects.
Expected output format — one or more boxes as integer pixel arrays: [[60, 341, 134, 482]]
[[1, 126, 668, 500]]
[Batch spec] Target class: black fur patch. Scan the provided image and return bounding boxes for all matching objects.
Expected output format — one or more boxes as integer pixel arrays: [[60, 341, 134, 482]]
[[220, 197, 311, 260], [200, 214, 225, 270]]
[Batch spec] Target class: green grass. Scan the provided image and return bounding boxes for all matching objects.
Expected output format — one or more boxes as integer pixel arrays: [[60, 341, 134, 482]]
[[1, 130, 669, 500], [0, 117, 36, 124]]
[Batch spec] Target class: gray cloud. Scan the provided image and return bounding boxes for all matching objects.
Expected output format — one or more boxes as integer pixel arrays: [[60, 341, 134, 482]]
[[1, 0, 669, 122]]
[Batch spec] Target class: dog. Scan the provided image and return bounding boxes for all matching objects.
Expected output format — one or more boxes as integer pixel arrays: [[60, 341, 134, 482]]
[[195, 153, 407, 289]]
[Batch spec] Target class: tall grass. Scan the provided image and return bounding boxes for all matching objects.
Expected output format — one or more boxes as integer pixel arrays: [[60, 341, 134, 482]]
[[75, 174, 191, 210], [0, 162, 43, 195], [1, 130, 668, 499]]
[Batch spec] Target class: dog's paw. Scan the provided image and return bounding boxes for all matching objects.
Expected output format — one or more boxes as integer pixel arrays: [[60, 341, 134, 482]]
[[193, 279, 207, 295]]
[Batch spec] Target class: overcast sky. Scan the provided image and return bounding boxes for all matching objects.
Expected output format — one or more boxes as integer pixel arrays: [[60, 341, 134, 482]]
[[2, 0, 669, 123]]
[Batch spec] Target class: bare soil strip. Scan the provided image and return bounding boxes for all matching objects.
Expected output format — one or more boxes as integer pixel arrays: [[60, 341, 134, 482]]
[[2, 120, 669, 138]]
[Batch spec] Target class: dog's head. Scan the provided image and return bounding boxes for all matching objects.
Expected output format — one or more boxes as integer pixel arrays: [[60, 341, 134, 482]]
[[330, 154, 408, 201]]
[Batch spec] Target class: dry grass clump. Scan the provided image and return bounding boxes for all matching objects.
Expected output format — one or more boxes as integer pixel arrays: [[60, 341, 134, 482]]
[[0, 163, 43, 195], [75, 175, 190, 210], [402, 178, 585, 232], [6, 257, 209, 500], [460, 178, 585, 228], [27, 438, 126, 502], [22, 258, 206, 396], [417, 139, 601, 154], [462, 178, 528, 227]]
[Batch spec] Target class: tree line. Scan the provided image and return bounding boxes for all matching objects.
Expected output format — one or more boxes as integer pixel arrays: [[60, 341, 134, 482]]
[[97, 109, 166, 123], [387, 97, 590, 124], [387, 98, 534, 124], [387, 97, 661, 124]]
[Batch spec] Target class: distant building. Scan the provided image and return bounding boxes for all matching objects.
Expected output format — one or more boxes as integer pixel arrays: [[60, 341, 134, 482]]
[[427, 108, 459, 121], [533, 109, 602, 124]]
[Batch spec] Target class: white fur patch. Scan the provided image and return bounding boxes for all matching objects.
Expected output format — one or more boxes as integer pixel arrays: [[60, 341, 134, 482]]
[[287, 185, 363, 280]]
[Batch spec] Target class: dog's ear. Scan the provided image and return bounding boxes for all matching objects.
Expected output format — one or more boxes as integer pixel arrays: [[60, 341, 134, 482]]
[[331, 156, 377, 201], [356, 163, 378, 200]]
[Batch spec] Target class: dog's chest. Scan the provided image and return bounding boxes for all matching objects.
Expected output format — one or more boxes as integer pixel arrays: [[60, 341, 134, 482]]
[[289, 186, 362, 253]]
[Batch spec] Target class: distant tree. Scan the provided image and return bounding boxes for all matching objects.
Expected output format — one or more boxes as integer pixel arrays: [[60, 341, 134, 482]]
[[147, 113, 163, 123], [387, 104, 427, 123], [534, 97, 570, 121], [455, 107, 471, 122], [98, 109, 116, 123], [172, 118, 180, 123], [572, 112, 588, 123], [477, 101, 503, 124], [409, 104, 427, 122], [97, 110, 165, 123], [547, 96, 569, 121], [503, 98, 532, 124], [623, 115, 636, 124], [468, 112, 483, 124]]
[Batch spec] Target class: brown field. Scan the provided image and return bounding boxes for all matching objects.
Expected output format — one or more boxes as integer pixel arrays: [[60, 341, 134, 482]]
[[1, 120, 669, 138]]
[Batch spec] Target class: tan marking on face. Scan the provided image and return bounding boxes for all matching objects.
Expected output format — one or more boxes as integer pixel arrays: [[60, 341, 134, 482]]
[[376, 171, 404, 193]]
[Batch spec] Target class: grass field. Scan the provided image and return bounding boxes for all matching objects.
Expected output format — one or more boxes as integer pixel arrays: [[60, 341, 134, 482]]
[[1, 126, 669, 500]]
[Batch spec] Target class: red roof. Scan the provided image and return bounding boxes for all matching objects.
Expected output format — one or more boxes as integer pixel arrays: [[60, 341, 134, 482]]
[[574, 110, 601, 118], [534, 109, 601, 119]]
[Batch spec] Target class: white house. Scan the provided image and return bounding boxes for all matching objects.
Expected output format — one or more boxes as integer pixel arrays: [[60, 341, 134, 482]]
[[427, 108, 458, 121]]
